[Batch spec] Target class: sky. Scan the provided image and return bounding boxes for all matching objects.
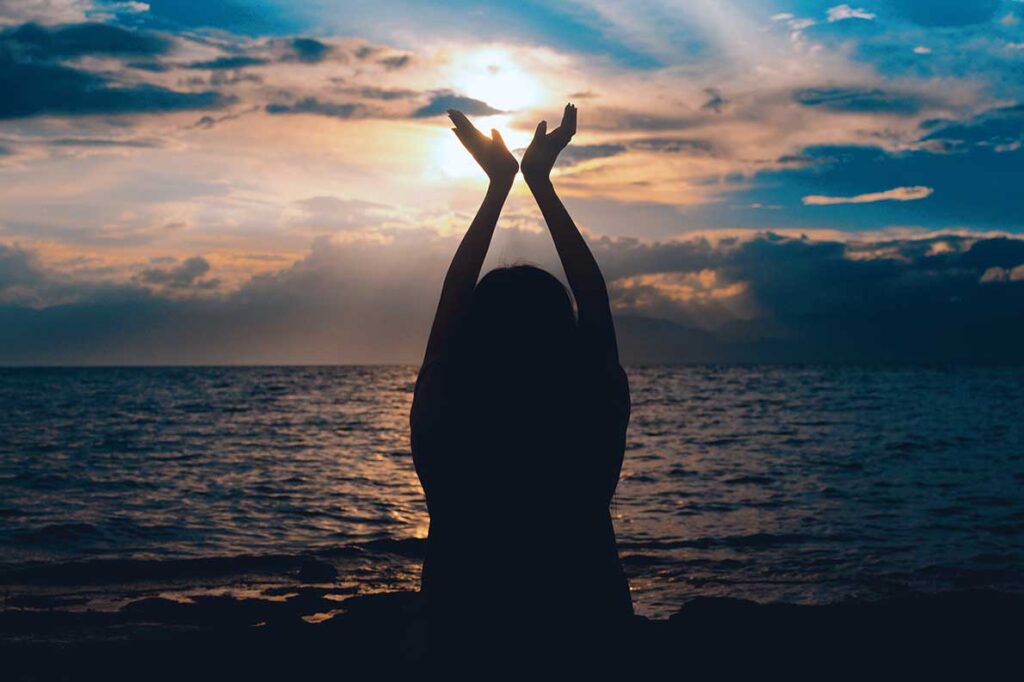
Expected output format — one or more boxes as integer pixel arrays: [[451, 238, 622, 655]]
[[1, 0, 1023, 364]]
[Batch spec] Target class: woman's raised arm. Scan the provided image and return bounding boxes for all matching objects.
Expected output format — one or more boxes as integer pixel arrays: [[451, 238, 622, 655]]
[[420, 110, 518, 367], [521, 104, 620, 364]]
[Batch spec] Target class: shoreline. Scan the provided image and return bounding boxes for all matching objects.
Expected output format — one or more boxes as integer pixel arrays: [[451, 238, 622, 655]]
[[3, 588, 1021, 677]]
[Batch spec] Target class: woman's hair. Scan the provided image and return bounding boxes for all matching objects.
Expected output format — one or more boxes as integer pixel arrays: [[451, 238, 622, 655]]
[[463, 265, 577, 370], [454, 265, 583, 459]]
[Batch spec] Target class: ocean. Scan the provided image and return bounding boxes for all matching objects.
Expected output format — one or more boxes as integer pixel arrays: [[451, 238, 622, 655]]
[[1, 365, 1023, 618]]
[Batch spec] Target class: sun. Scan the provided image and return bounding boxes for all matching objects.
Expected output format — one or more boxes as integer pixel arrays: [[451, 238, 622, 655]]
[[430, 49, 545, 180], [450, 48, 544, 113]]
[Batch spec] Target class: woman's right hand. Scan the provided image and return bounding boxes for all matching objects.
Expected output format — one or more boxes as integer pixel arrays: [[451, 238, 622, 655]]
[[521, 103, 577, 184], [448, 109, 518, 186]]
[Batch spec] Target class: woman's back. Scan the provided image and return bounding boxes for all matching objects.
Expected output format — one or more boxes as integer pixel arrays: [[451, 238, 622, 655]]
[[411, 340, 632, 622]]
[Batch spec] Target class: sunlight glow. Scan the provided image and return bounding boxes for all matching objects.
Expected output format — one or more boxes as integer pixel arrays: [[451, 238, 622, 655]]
[[431, 114, 535, 180], [430, 48, 545, 180], [451, 48, 545, 112]]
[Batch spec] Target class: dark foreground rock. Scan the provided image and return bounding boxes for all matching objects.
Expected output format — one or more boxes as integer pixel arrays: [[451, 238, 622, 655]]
[[2, 589, 1021, 679]]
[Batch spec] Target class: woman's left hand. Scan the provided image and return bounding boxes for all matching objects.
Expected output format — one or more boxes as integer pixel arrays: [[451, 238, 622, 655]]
[[521, 103, 577, 184], [448, 109, 518, 185]]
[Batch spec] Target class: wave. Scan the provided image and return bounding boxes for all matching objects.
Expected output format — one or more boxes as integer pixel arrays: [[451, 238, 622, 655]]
[[0, 538, 426, 586], [619, 532, 852, 552]]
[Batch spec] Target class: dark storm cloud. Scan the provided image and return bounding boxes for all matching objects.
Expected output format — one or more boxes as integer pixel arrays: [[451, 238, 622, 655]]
[[0, 22, 170, 58], [413, 92, 503, 118], [792, 87, 926, 115], [2, 231, 1024, 364], [265, 98, 361, 119]]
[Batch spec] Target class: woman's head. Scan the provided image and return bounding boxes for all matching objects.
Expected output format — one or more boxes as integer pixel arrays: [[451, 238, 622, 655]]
[[462, 265, 576, 373]]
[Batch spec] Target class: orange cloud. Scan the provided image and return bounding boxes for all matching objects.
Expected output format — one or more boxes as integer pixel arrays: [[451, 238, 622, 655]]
[[802, 186, 934, 205]]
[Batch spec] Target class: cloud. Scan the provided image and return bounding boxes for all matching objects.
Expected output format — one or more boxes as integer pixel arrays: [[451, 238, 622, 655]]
[[413, 91, 503, 118], [345, 86, 419, 101], [552, 144, 627, 167], [377, 54, 411, 69], [0, 0, 91, 26], [792, 87, 927, 115], [921, 104, 1024, 151], [802, 186, 934, 205], [47, 137, 161, 148], [186, 55, 268, 70], [3, 231, 1024, 364], [700, 87, 726, 114], [827, 5, 876, 23], [0, 242, 44, 293], [347, 43, 412, 70], [629, 138, 714, 155], [1, 21, 169, 57], [980, 264, 1024, 283], [0, 22, 229, 119], [0, 56, 228, 118], [288, 196, 386, 232], [285, 37, 331, 63], [136, 256, 218, 289], [263, 89, 502, 121], [264, 98, 361, 119], [584, 109, 699, 132]]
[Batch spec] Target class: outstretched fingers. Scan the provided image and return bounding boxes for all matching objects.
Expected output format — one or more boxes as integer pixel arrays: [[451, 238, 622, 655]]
[[531, 120, 547, 146], [491, 128, 508, 151], [449, 109, 487, 148], [562, 103, 577, 137], [451, 127, 475, 155], [447, 109, 477, 133]]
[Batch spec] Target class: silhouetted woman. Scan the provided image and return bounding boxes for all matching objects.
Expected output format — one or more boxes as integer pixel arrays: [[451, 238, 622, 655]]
[[410, 104, 631, 656]]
